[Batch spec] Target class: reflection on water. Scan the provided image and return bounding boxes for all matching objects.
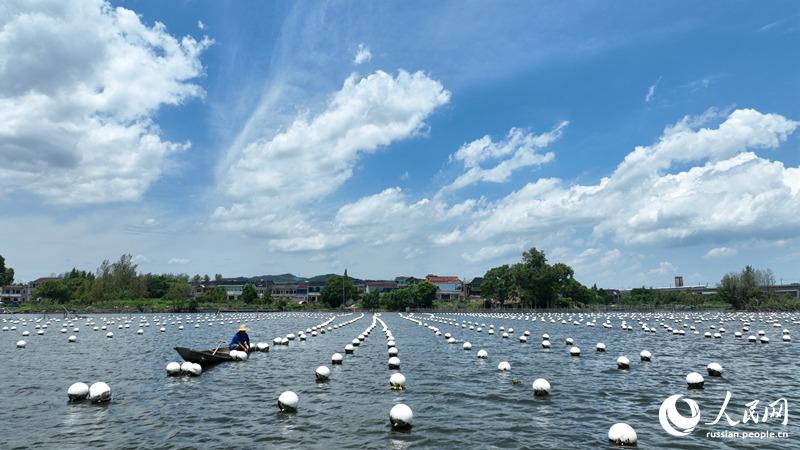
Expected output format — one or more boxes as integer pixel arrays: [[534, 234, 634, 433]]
[[0, 311, 798, 449]]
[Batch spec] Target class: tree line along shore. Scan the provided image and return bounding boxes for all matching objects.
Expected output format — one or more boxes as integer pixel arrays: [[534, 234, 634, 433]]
[[1, 249, 798, 314]]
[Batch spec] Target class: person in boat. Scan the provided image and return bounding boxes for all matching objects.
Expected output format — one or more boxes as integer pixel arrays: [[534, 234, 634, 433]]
[[229, 324, 250, 351]]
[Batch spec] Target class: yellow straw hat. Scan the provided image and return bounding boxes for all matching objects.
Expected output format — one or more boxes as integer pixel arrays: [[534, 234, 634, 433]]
[[238, 324, 248, 332]]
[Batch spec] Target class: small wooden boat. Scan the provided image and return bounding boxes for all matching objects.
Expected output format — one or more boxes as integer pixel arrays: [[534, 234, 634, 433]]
[[174, 346, 253, 366]]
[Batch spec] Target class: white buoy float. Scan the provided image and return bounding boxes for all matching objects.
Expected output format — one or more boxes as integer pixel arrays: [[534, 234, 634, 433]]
[[88, 382, 112, 403], [569, 346, 581, 356], [707, 362, 723, 377], [389, 372, 406, 390], [497, 361, 511, 371], [463, 342, 472, 350], [617, 356, 630, 369], [68, 335, 77, 343], [181, 361, 202, 376], [16, 340, 26, 348], [278, 391, 299, 412], [388, 347, 399, 356], [106, 332, 113, 338], [532, 378, 551, 397], [345, 344, 355, 354], [640, 350, 652, 362], [388, 356, 401, 369], [477, 349, 488, 359], [608, 423, 637, 446], [332, 353, 343, 364], [596, 343, 606, 352], [542, 340, 551, 349], [315, 365, 331, 382], [389, 403, 413, 429], [67, 382, 89, 401], [166, 362, 181, 376], [686, 372, 704, 389]]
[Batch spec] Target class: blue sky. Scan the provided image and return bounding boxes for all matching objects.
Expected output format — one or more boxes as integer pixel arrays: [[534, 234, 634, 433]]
[[1, 1, 799, 288]]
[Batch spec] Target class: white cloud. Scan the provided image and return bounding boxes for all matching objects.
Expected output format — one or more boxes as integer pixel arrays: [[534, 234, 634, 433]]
[[215, 70, 450, 247], [143, 218, 159, 226], [600, 249, 623, 266], [456, 109, 799, 247], [0, 0, 211, 204], [441, 123, 566, 193], [197, 20, 206, 30], [402, 247, 423, 260], [330, 187, 484, 251], [132, 254, 150, 264], [704, 247, 737, 259], [649, 261, 676, 275], [168, 257, 190, 265], [645, 76, 662, 103], [336, 187, 428, 227], [431, 229, 463, 246], [353, 43, 372, 65], [462, 241, 526, 263]]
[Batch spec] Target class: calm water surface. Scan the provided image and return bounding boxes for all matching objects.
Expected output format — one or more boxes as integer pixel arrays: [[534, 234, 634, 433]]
[[0, 311, 797, 449]]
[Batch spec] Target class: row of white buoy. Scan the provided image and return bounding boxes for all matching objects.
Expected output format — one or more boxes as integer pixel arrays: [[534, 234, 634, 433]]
[[67, 382, 111, 403]]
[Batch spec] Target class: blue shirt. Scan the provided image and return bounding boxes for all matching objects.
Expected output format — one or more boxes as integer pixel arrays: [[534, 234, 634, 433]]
[[229, 331, 250, 350]]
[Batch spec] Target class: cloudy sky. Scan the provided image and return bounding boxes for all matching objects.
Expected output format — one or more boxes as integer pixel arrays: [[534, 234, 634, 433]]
[[1, 1, 799, 288]]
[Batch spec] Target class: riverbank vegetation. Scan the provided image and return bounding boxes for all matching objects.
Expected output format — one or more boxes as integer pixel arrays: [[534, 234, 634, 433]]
[[3, 251, 798, 313], [479, 248, 800, 311]]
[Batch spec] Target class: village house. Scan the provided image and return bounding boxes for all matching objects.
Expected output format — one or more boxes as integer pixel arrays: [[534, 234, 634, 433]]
[[425, 274, 464, 301]]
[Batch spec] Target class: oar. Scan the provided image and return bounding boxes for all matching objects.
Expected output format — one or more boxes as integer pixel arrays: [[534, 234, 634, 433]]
[[211, 340, 225, 356]]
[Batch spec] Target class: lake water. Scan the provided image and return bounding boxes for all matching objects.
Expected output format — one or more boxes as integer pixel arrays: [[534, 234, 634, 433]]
[[0, 311, 797, 449]]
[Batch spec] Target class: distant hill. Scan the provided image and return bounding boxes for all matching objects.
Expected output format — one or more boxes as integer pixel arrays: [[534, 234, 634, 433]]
[[250, 273, 307, 283], [249, 273, 364, 284]]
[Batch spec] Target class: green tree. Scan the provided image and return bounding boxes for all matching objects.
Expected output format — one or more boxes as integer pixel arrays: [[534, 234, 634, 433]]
[[717, 273, 742, 309], [110, 254, 141, 299], [360, 290, 381, 309], [0, 255, 14, 286], [321, 275, 357, 308], [261, 287, 273, 306], [164, 280, 192, 312], [717, 265, 768, 310], [33, 279, 71, 304], [561, 278, 597, 307], [241, 284, 257, 304], [481, 265, 514, 307], [413, 281, 437, 308], [214, 273, 223, 282], [90, 259, 113, 302], [200, 286, 227, 303], [143, 273, 171, 299], [63, 268, 94, 302], [381, 287, 414, 311], [513, 248, 575, 308]]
